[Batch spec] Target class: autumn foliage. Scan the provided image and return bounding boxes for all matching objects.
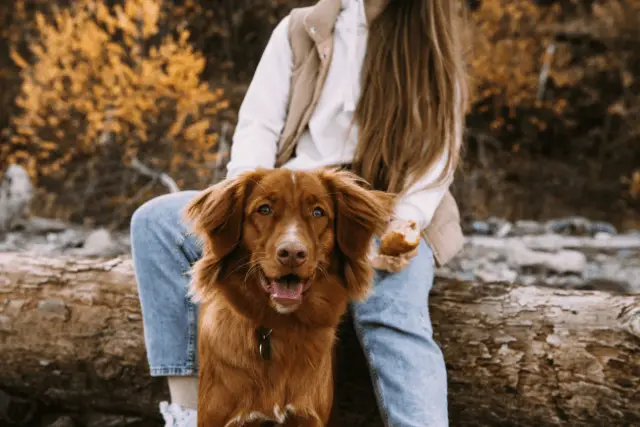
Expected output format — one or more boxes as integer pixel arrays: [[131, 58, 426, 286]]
[[0, 0, 638, 227], [467, 0, 639, 132], [2, 0, 227, 223], [458, 0, 639, 225]]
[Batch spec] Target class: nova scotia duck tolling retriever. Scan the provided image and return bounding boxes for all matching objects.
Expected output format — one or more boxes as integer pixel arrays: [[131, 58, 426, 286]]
[[185, 168, 393, 427]]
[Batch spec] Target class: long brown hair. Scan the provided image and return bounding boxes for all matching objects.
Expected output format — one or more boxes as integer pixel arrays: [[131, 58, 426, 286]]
[[353, 0, 469, 194]]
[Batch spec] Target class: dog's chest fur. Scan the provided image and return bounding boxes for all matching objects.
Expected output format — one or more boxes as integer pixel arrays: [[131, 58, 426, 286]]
[[198, 297, 335, 424]]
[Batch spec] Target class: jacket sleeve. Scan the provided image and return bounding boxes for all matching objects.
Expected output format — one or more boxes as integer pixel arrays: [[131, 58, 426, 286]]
[[225, 16, 293, 179], [393, 84, 464, 230], [392, 156, 450, 231]]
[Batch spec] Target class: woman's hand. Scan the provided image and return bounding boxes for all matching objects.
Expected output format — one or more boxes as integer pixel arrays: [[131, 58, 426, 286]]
[[369, 219, 421, 273], [370, 245, 419, 273]]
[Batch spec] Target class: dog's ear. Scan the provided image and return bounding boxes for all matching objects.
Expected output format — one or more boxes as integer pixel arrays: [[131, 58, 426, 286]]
[[185, 170, 263, 259], [321, 169, 394, 300]]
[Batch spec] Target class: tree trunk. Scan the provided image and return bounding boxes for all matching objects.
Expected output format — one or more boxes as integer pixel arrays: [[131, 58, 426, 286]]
[[0, 253, 638, 426]]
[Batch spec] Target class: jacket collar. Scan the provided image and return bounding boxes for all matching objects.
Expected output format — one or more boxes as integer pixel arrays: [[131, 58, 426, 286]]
[[303, 0, 389, 43]]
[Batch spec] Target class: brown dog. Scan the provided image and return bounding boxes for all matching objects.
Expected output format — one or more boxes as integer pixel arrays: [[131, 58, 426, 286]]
[[185, 168, 392, 427]]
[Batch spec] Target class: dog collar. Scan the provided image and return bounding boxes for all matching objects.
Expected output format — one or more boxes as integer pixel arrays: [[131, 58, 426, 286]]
[[256, 327, 272, 361]]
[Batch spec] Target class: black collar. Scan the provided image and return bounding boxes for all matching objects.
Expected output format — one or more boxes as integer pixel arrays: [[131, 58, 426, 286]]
[[255, 327, 272, 361]]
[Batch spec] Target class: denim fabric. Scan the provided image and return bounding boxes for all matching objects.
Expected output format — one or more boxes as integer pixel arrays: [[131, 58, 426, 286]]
[[131, 191, 448, 427]]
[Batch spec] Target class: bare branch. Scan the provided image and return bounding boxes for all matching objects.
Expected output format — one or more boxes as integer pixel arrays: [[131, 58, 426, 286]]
[[537, 43, 556, 101], [129, 157, 180, 193]]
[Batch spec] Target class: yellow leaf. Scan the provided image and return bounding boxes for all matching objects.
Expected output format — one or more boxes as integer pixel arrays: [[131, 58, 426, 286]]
[[39, 141, 58, 151], [10, 49, 29, 69]]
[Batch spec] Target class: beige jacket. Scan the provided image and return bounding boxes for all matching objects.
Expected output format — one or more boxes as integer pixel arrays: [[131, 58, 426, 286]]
[[274, 0, 464, 266]]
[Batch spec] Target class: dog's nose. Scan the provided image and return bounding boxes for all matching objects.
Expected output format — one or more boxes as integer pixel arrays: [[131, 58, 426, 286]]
[[276, 242, 308, 267]]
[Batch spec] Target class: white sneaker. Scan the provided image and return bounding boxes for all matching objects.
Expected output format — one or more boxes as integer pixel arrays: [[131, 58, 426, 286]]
[[159, 401, 197, 427]]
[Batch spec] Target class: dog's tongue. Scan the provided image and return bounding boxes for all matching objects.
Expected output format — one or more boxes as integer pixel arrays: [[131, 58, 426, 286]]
[[270, 277, 304, 300]]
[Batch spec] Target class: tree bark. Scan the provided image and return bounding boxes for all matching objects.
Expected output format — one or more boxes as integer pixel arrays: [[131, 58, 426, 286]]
[[0, 254, 167, 419], [0, 253, 638, 426]]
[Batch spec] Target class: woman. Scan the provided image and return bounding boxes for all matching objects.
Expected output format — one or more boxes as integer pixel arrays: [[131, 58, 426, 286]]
[[131, 0, 468, 426]]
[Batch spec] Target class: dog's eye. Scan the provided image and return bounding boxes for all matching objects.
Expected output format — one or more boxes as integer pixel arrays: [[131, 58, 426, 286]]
[[257, 204, 272, 216], [312, 207, 325, 218]]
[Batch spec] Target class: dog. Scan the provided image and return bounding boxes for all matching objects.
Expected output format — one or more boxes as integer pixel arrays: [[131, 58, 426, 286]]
[[185, 168, 393, 427]]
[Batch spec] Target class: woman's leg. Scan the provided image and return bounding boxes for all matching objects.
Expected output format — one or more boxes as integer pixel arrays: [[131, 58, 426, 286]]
[[351, 240, 448, 427], [130, 191, 202, 426]]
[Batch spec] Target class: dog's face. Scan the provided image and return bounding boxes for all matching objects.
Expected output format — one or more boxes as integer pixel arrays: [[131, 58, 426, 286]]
[[186, 168, 393, 323], [243, 170, 341, 313]]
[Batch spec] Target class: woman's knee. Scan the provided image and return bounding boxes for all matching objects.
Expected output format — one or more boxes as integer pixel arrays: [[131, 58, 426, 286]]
[[131, 191, 199, 239]]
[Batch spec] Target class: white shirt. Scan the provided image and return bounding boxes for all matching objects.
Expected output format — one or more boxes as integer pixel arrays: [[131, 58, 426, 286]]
[[226, 0, 452, 230]]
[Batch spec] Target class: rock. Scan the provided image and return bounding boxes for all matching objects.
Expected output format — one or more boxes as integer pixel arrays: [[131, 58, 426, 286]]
[[591, 221, 617, 235], [546, 216, 593, 236], [594, 232, 613, 240], [474, 263, 518, 283], [0, 233, 27, 252], [494, 222, 513, 238], [48, 415, 76, 427], [545, 250, 588, 274], [507, 240, 587, 274], [512, 220, 546, 236], [0, 165, 34, 232], [545, 217, 617, 237], [487, 217, 512, 237], [584, 262, 640, 294], [518, 275, 538, 286], [82, 229, 114, 253], [71, 228, 124, 258], [456, 232, 640, 293], [506, 240, 536, 267], [522, 234, 640, 252], [53, 229, 86, 250], [466, 218, 515, 237], [22, 217, 71, 234], [470, 220, 491, 235]]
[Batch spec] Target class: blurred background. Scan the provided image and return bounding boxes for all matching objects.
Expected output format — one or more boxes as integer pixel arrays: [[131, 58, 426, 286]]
[[0, 1, 639, 426], [0, 0, 638, 230]]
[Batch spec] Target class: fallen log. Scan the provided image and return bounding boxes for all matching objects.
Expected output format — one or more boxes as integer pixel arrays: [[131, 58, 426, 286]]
[[0, 253, 638, 427]]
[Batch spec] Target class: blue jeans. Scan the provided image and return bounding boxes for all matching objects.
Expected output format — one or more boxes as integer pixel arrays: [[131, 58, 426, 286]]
[[131, 191, 448, 427]]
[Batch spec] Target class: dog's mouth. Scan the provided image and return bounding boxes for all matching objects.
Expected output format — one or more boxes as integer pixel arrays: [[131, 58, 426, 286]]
[[260, 272, 311, 306]]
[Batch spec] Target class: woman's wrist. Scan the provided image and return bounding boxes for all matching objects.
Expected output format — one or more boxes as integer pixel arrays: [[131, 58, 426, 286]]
[[392, 202, 425, 230]]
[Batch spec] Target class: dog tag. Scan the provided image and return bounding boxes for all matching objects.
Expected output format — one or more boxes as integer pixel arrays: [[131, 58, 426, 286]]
[[256, 327, 272, 361]]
